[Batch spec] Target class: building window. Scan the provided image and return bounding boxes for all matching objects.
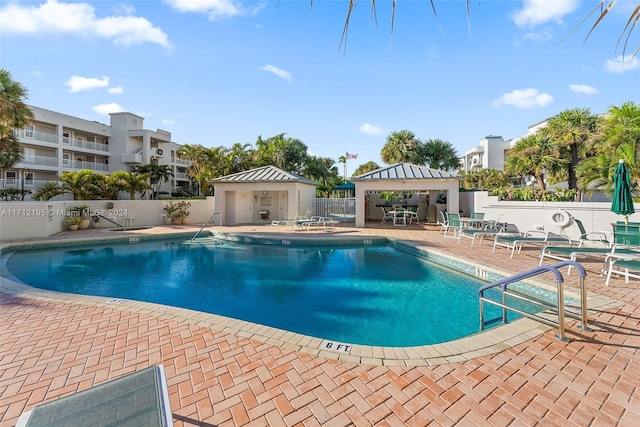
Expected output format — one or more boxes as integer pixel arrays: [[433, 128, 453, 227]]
[[63, 153, 71, 167], [63, 131, 71, 145], [25, 125, 35, 138]]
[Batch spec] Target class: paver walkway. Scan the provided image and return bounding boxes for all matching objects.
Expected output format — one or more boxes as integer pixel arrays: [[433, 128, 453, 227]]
[[1, 223, 639, 426]]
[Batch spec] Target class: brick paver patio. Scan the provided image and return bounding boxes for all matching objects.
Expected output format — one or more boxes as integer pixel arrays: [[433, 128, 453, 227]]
[[1, 223, 639, 426]]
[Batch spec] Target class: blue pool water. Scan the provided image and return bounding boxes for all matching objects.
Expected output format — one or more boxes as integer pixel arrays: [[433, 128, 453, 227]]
[[5, 239, 513, 347]]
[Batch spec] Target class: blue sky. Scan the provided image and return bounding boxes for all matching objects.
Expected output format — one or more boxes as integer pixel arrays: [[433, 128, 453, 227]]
[[1, 0, 638, 171]]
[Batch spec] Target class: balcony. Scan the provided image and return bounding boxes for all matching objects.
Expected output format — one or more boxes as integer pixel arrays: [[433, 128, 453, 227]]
[[121, 151, 143, 164], [15, 129, 57, 144], [174, 158, 191, 166], [63, 160, 110, 172], [19, 155, 58, 168], [175, 172, 188, 180], [62, 136, 109, 152]]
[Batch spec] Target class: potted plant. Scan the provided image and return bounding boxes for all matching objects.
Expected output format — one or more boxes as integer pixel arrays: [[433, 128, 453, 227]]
[[65, 215, 84, 231], [69, 205, 91, 229], [163, 202, 178, 225], [176, 201, 191, 225]]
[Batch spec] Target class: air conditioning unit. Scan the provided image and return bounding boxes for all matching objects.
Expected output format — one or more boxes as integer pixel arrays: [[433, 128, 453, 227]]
[[150, 148, 164, 158]]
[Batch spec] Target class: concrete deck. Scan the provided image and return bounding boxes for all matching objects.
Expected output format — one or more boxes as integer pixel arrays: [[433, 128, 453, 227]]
[[1, 222, 639, 426]]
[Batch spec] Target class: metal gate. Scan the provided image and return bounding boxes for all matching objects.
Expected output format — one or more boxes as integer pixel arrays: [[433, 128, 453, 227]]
[[312, 198, 356, 222]]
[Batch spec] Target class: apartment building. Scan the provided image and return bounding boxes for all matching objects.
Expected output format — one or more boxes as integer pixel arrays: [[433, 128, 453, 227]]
[[2, 106, 192, 200], [459, 120, 549, 174]]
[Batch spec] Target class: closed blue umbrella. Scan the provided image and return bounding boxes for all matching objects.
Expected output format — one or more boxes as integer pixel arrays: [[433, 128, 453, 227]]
[[611, 159, 635, 223]]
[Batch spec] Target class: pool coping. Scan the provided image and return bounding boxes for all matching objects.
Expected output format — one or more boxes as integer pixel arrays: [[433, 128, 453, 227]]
[[0, 230, 621, 367]]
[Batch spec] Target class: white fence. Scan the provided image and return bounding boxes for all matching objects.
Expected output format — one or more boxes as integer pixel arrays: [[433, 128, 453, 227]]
[[312, 198, 356, 222]]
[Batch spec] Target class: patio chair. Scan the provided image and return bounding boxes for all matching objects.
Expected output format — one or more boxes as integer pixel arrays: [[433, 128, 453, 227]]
[[539, 243, 640, 275], [409, 206, 420, 224], [443, 213, 463, 239], [17, 365, 173, 427], [459, 223, 520, 247], [492, 230, 573, 258], [438, 211, 449, 234], [573, 218, 610, 247], [380, 207, 394, 224], [605, 256, 640, 285]]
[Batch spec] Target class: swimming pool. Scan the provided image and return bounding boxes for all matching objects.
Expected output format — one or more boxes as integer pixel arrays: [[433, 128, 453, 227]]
[[4, 237, 524, 347]]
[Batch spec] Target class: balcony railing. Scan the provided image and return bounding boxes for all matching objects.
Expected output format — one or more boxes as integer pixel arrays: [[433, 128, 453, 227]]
[[174, 158, 191, 166], [63, 160, 110, 172], [18, 155, 58, 167], [15, 129, 57, 144], [175, 172, 188, 179], [63, 136, 109, 152]]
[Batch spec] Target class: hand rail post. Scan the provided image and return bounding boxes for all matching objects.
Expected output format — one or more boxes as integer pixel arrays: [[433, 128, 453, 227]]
[[191, 212, 220, 242]]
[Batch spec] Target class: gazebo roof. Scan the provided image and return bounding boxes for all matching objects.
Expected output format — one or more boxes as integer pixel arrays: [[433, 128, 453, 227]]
[[352, 163, 461, 181], [211, 165, 317, 185]]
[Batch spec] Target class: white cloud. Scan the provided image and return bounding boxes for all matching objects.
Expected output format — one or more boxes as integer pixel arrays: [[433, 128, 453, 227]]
[[108, 86, 123, 95], [512, 0, 579, 27], [162, 119, 175, 126], [259, 65, 292, 82], [569, 84, 598, 95], [0, 0, 171, 48], [521, 30, 553, 42], [166, 0, 266, 20], [605, 55, 640, 73], [65, 75, 109, 92], [31, 70, 43, 77], [492, 88, 554, 109], [359, 123, 384, 135], [92, 103, 124, 115]]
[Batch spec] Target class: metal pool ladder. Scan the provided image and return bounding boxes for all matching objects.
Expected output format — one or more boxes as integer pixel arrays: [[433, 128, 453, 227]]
[[191, 212, 221, 242], [478, 260, 591, 342]]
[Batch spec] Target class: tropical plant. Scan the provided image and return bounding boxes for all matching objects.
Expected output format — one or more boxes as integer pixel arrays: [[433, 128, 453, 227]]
[[353, 161, 380, 176], [135, 164, 174, 198], [33, 169, 104, 201], [335, 2, 639, 59], [380, 130, 425, 164], [255, 133, 308, 173], [111, 170, 152, 200], [541, 108, 601, 191], [504, 134, 565, 190], [0, 69, 34, 169], [422, 139, 460, 171], [459, 169, 512, 191]]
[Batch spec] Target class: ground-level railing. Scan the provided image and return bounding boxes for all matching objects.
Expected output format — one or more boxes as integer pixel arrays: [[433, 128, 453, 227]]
[[479, 260, 591, 341], [312, 198, 356, 222]]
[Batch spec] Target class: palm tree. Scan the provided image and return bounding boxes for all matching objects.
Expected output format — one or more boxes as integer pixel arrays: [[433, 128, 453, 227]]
[[33, 169, 103, 200], [111, 171, 152, 200], [336, 2, 639, 58], [353, 161, 380, 176], [577, 101, 640, 197], [423, 139, 460, 171], [135, 164, 174, 198], [0, 69, 34, 169], [542, 108, 601, 191], [380, 130, 425, 164], [255, 133, 309, 173], [225, 143, 254, 175], [504, 134, 564, 190]]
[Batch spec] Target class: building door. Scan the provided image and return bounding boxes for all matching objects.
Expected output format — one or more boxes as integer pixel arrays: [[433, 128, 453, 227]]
[[236, 191, 253, 224]]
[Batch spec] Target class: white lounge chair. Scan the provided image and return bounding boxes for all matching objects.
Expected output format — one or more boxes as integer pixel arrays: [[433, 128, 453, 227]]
[[17, 365, 173, 427]]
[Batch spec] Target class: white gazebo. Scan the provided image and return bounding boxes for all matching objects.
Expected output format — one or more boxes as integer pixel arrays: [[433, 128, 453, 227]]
[[211, 165, 317, 225], [351, 163, 462, 227]]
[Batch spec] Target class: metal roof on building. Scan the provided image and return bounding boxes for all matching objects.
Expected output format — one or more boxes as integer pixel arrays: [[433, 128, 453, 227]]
[[351, 163, 460, 181], [211, 165, 317, 185]]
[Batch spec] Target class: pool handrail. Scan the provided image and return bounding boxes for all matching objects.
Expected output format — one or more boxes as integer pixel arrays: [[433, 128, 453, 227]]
[[191, 212, 221, 242], [478, 260, 589, 341]]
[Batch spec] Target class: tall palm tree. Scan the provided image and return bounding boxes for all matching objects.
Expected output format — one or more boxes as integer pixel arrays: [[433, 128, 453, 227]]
[[423, 139, 460, 171], [380, 130, 425, 164], [353, 161, 380, 176], [225, 142, 254, 175], [542, 108, 601, 191], [111, 171, 152, 200], [504, 134, 564, 190], [0, 69, 34, 169]]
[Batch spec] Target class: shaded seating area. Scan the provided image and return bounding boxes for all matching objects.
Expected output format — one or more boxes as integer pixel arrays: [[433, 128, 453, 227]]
[[17, 365, 173, 427]]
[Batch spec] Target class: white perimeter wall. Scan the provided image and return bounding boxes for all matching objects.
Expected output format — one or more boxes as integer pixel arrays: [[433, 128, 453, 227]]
[[0, 198, 216, 241], [461, 191, 635, 239]]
